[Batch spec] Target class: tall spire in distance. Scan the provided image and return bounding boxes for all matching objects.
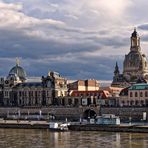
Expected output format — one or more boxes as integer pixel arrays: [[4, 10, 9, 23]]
[[114, 62, 120, 75]]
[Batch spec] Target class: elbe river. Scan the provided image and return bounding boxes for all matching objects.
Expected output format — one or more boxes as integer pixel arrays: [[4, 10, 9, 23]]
[[0, 129, 147, 148]]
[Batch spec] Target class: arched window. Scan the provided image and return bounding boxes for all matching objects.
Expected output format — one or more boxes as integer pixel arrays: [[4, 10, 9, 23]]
[[130, 92, 133, 97], [135, 92, 138, 97], [135, 100, 139, 106], [68, 99, 72, 105], [140, 92, 143, 97], [145, 91, 148, 97], [130, 100, 134, 106], [141, 100, 144, 106]]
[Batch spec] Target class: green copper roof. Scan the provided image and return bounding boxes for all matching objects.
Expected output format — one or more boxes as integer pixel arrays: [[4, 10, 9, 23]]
[[9, 65, 27, 80], [129, 83, 148, 90]]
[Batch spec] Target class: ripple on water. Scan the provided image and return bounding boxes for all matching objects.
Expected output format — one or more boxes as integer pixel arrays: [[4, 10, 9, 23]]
[[0, 129, 148, 148]]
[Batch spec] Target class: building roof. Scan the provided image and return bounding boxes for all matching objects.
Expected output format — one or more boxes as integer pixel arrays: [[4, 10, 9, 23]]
[[9, 59, 27, 81], [129, 83, 148, 90], [119, 87, 129, 96], [70, 90, 111, 99], [15, 82, 43, 88]]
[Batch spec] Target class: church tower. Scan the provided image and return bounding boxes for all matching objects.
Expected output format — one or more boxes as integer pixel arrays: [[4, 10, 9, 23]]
[[123, 29, 148, 82], [112, 29, 148, 88], [130, 28, 141, 52]]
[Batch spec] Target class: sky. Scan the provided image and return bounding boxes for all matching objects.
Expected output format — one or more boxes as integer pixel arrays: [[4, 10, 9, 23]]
[[1, 0, 148, 80]]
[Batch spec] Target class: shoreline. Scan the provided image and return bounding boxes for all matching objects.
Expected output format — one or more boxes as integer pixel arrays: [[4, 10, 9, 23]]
[[68, 124, 148, 133], [0, 120, 49, 129], [0, 119, 148, 133]]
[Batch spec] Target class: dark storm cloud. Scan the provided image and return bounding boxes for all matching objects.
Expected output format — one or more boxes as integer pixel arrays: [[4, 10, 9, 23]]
[[0, 1, 137, 80], [23, 54, 124, 80], [137, 24, 148, 42], [0, 28, 101, 59], [86, 36, 128, 48], [138, 24, 148, 31]]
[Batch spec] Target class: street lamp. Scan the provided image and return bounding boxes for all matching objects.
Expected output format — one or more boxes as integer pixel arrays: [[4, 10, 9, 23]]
[[39, 110, 42, 120]]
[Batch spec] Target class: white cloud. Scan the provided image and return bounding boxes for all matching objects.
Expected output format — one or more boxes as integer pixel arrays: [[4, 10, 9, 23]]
[[0, 1, 22, 10], [0, 0, 148, 80]]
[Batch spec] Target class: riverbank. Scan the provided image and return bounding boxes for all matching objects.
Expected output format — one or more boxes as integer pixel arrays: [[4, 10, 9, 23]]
[[68, 124, 148, 133], [0, 119, 49, 129], [0, 119, 148, 133]]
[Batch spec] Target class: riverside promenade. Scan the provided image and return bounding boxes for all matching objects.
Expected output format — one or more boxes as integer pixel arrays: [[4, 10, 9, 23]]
[[0, 119, 49, 129]]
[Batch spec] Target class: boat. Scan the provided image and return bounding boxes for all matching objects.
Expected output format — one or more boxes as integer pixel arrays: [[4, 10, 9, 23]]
[[96, 114, 120, 125], [49, 122, 70, 131]]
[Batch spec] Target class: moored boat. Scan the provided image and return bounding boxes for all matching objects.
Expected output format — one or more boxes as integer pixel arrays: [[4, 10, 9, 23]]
[[49, 122, 70, 131]]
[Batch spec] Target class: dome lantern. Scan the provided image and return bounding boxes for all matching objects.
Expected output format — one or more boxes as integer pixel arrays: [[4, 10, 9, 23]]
[[8, 58, 27, 82], [130, 28, 141, 52]]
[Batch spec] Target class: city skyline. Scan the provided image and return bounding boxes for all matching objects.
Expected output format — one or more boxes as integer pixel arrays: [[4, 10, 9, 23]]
[[1, 0, 148, 80]]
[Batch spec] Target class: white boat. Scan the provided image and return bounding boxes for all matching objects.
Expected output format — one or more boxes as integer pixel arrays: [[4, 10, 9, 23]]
[[49, 122, 70, 131]]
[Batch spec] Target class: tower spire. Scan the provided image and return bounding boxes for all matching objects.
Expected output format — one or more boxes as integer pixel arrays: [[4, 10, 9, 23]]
[[114, 62, 120, 75], [16, 57, 20, 66], [130, 28, 140, 51]]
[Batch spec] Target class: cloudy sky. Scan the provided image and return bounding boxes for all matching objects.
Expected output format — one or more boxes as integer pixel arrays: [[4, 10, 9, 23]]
[[1, 0, 148, 80]]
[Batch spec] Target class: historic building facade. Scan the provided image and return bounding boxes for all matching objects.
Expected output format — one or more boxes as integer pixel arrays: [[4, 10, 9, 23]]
[[112, 29, 148, 87], [68, 80, 99, 92], [0, 60, 67, 107], [119, 84, 148, 107]]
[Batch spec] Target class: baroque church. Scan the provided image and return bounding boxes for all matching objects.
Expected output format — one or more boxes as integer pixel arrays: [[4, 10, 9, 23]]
[[112, 29, 148, 87]]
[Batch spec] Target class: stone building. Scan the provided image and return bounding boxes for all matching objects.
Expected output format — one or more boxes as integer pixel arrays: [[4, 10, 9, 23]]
[[0, 59, 67, 107], [68, 79, 99, 92], [64, 90, 114, 107], [112, 29, 148, 87], [119, 84, 148, 107], [42, 71, 68, 105]]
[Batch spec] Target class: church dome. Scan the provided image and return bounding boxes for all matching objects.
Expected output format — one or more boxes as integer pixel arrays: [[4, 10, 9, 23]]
[[124, 51, 143, 70], [9, 59, 27, 81], [123, 29, 148, 81]]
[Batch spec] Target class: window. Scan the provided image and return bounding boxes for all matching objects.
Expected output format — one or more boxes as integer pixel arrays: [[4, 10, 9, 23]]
[[140, 92, 143, 97], [130, 92, 133, 97], [135, 92, 138, 97], [141, 100, 144, 106], [122, 101, 125, 105], [145, 91, 148, 97], [135, 100, 139, 106], [68, 99, 72, 105], [127, 101, 129, 106], [130, 100, 134, 106]]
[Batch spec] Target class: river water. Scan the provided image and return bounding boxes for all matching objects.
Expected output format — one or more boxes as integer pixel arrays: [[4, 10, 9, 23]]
[[0, 129, 147, 148]]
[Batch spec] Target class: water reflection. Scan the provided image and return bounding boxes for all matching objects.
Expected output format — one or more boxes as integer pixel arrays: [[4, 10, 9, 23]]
[[0, 129, 147, 148]]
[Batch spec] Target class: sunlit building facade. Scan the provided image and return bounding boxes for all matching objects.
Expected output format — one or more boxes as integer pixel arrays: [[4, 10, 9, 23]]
[[0, 59, 67, 107]]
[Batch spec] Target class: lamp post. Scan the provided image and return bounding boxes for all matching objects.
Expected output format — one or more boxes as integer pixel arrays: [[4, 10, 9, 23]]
[[129, 108, 133, 125], [39, 110, 42, 120], [18, 110, 21, 118], [7, 110, 9, 118]]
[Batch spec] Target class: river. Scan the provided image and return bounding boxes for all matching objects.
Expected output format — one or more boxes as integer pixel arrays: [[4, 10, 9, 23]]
[[0, 129, 147, 148]]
